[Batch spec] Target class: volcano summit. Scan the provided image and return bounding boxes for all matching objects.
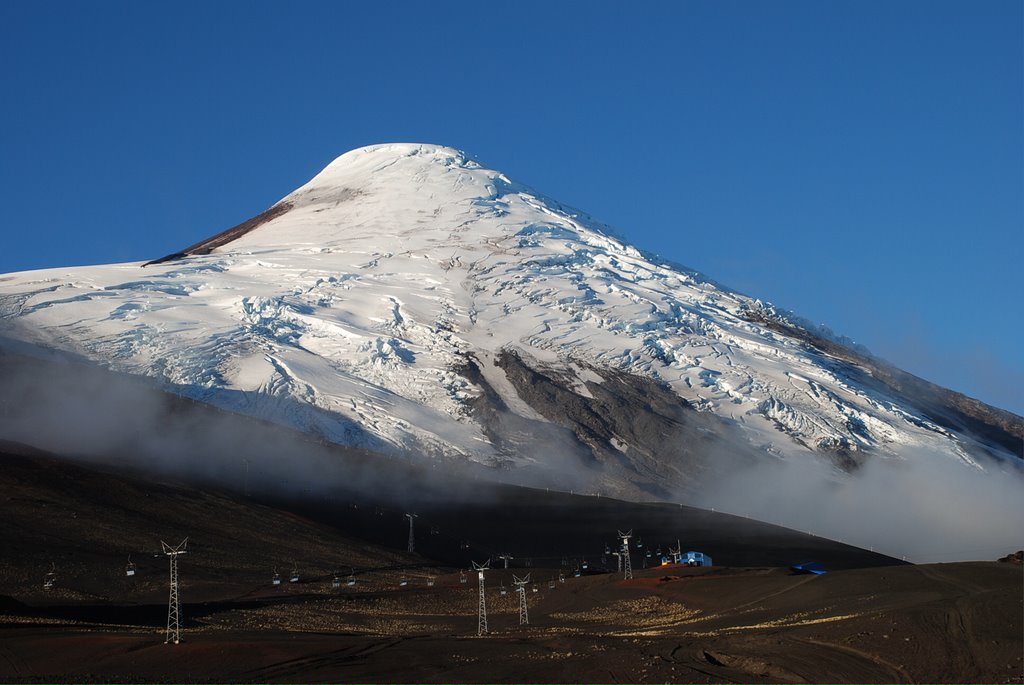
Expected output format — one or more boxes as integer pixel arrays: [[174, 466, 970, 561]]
[[0, 143, 1020, 559]]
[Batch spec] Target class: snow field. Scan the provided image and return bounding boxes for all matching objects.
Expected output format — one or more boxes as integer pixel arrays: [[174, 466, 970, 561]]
[[0, 143, 1005, 482]]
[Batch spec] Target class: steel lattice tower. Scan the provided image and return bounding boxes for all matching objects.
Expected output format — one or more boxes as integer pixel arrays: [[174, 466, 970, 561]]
[[473, 560, 489, 636], [618, 529, 633, 580], [161, 538, 188, 644], [406, 513, 417, 553], [513, 573, 530, 625], [669, 540, 682, 564]]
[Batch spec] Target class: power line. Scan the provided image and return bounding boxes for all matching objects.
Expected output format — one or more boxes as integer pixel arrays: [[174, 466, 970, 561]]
[[472, 559, 489, 636], [161, 538, 188, 645], [513, 573, 530, 625], [618, 529, 633, 580]]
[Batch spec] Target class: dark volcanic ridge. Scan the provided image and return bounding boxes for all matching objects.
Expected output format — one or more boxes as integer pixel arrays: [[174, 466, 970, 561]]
[[0, 442, 1020, 684], [143, 201, 293, 266]]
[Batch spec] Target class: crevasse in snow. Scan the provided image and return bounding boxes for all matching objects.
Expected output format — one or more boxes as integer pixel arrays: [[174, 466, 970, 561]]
[[0, 143, 1006, 484]]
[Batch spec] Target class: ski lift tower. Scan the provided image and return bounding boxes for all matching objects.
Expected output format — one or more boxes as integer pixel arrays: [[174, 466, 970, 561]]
[[472, 559, 490, 636], [405, 513, 418, 553], [498, 553, 514, 569], [618, 530, 633, 580], [513, 573, 530, 625], [161, 538, 188, 644]]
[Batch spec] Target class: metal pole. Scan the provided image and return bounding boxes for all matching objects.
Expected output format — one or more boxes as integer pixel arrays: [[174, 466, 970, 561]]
[[473, 560, 489, 636], [619, 530, 633, 580], [406, 513, 417, 553], [162, 538, 187, 644], [513, 573, 530, 625]]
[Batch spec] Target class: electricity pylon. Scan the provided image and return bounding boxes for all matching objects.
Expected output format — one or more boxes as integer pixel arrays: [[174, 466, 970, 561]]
[[498, 553, 513, 569], [618, 529, 633, 580], [161, 538, 188, 644], [473, 559, 489, 636], [405, 513, 417, 553], [513, 573, 530, 625], [669, 540, 682, 564]]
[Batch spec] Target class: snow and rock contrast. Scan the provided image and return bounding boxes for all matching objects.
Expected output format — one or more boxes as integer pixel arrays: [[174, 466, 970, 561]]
[[0, 143, 1020, 502]]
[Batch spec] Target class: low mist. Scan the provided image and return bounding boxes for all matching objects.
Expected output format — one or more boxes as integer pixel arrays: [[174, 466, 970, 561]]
[[686, 446, 1024, 563], [0, 342, 492, 509], [2, 340, 1021, 564]]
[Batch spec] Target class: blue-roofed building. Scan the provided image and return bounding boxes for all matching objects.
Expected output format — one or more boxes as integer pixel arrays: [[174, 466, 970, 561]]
[[684, 551, 712, 567]]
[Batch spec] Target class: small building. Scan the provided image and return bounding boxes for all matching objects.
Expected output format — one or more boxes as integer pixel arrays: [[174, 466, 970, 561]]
[[684, 551, 712, 567]]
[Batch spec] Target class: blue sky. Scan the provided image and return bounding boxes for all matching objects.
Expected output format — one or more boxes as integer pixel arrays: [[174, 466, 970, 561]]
[[1, 1, 1021, 414]]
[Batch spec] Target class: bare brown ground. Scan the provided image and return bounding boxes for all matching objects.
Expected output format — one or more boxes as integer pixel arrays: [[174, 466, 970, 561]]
[[0, 446, 1020, 683]]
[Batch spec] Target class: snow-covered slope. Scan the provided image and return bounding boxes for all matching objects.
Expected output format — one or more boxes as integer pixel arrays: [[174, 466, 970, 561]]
[[0, 144, 1019, 501]]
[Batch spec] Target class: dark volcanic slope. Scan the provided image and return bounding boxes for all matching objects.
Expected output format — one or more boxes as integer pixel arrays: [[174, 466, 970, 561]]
[[0, 438, 900, 608], [1, 446, 1020, 684], [0, 443, 424, 606], [143, 201, 293, 266], [0, 444, 1019, 683]]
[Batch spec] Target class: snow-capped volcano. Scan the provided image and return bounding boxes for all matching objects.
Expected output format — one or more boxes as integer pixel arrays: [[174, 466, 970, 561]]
[[0, 143, 1020, 502]]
